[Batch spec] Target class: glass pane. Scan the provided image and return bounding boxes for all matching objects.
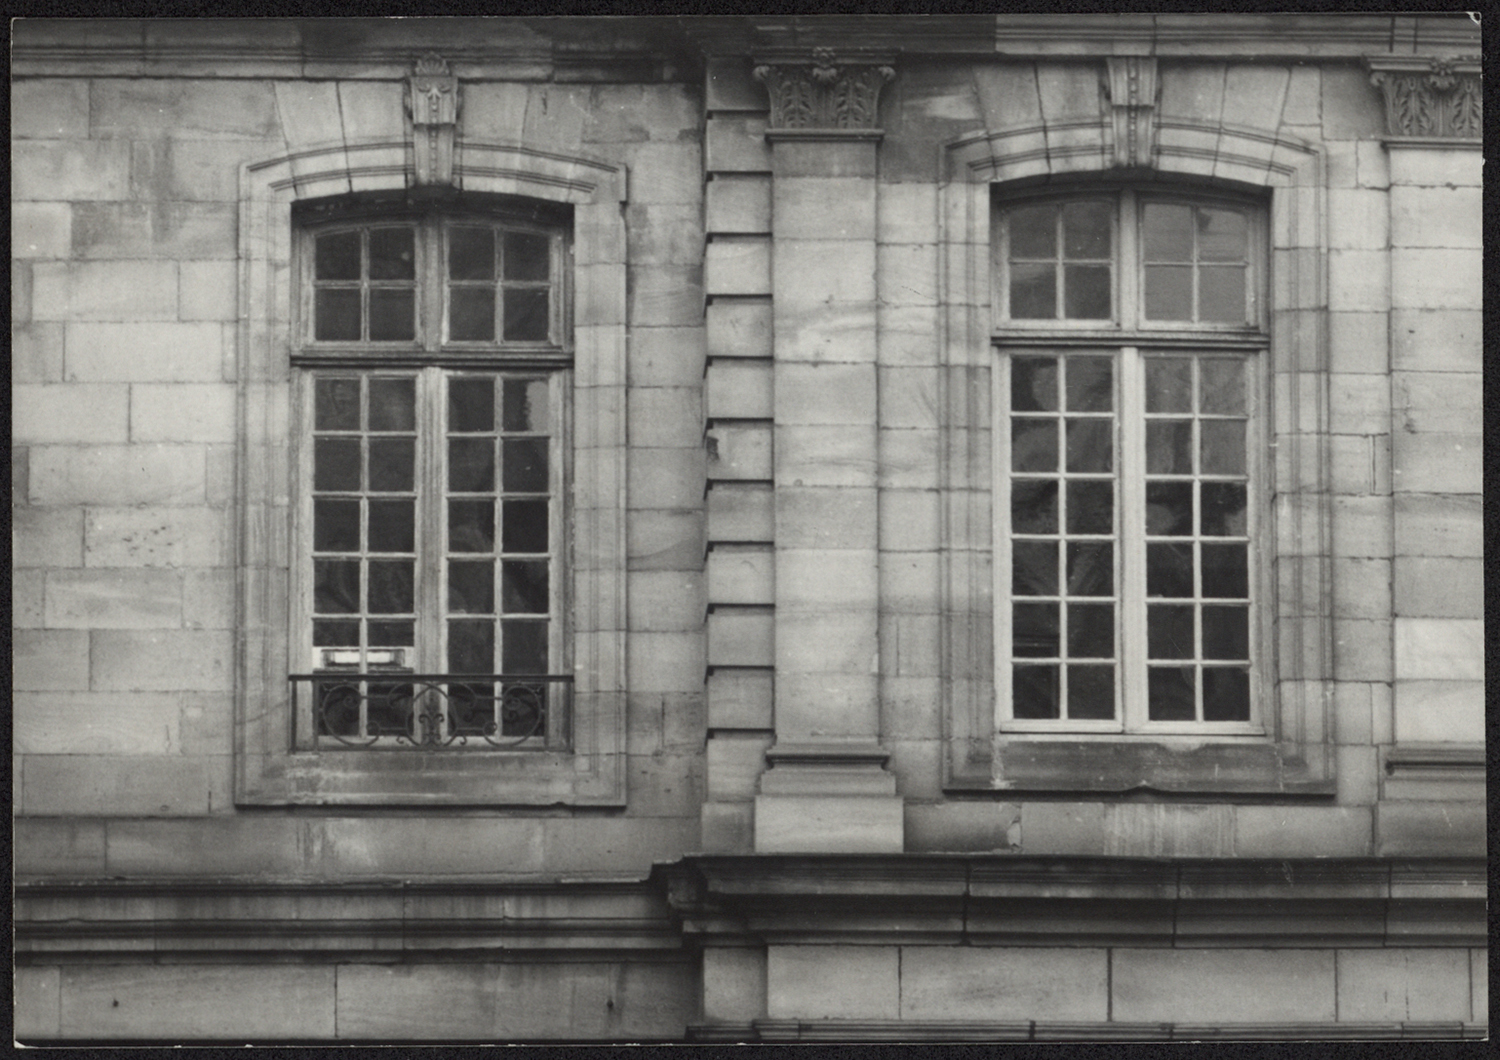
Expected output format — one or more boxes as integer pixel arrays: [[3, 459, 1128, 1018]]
[[1145, 481, 1193, 536], [450, 377, 495, 432], [503, 378, 551, 432], [1068, 603, 1114, 658], [1011, 480, 1057, 534], [368, 438, 415, 493], [503, 231, 551, 281], [366, 684, 412, 735], [1144, 264, 1192, 320], [1199, 208, 1247, 262], [1066, 480, 1112, 535], [503, 619, 549, 673], [315, 231, 360, 280], [1063, 265, 1111, 319], [1011, 540, 1058, 596], [1009, 262, 1055, 319], [368, 500, 414, 552], [1148, 604, 1195, 660], [369, 289, 415, 342], [449, 437, 496, 493], [1012, 665, 1059, 719], [449, 619, 495, 673], [449, 500, 495, 552], [502, 560, 550, 614], [1011, 357, 1058, 412], [1146, 542, 1194, 598], [1203, 668, 1250, 720], [368, 377, 415, 431], [313, 559, 359, 613], [1202, 605, 1249, 660], [1067, 665, 1115, 719], [369, 621, 412, 647], [503, 438, 549, 492], [503, 288, 549, 342], [1200, 482, 1247, 536], [1008, 204, 1056, 258], [1011, 419, 1058, 473], [1146, 420, 1192, 475], [449, 287, 496, 342], [1062, 200, 1111, 259], [1065, 357, 1113, 412], [1013, 602, 1059, 657], [448, 560, 495, 614], [368, 560, 414, 614], [368, 227, 415, 280], [1201, 543, 1248, 598], [314, 438, 361, 492], [316, 377, 361, 431], [1066, 542, 1112, 597], [502, 499, 549, 553], [1199, 359, 1246, 415], [313, 499, 360, 552], [1145, 357, 1192, 413], [1199, 265, 1246, 323], [1065, 419, 1112, 473], [1148, 666, 1196, 720], [1200, 420, 1246, 475], [315, 289, 361, 341], [1143, 203, 1192, 260], [313, 620, 359, 647], [449, 227, 496, 281]]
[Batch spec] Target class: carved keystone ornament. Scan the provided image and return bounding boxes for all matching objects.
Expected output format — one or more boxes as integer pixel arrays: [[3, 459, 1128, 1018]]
[[407, 53, 461, 185], [753, 47, 896, 134]]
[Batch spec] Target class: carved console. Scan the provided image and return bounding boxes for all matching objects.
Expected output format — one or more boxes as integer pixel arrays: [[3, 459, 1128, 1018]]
[[406, 53, 461, 185]]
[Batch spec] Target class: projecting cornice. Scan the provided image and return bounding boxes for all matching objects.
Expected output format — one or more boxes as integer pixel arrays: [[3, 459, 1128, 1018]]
[[1367, 55, 1482, 141]]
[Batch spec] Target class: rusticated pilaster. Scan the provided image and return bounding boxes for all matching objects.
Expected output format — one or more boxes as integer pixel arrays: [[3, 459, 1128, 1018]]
[[1368, 55, 1481, 139], [753, 47, 895, 136], [406, 52, 460, 185]]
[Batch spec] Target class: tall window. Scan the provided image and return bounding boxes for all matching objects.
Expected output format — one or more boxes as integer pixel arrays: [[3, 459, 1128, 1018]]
[[292, 196, 571, 750], [994, 189, 1266, 734]]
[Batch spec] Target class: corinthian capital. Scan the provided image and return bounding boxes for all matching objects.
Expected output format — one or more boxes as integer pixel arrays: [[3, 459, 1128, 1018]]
[[1367, 55, 1481, 139], [753, 47, 895, 135]]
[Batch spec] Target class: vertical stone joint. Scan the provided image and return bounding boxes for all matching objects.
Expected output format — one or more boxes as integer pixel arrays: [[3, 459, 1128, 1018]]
[[1367, 55, 1481, 139], [1102, 56, 1159, 168], [753, 48, 895, 135], [406, 52, 461, 186]]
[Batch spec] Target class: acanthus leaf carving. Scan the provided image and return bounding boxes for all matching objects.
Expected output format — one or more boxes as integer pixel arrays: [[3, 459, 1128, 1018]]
[[1368, 55, 1481, 139], [754, 50, 895, 133]]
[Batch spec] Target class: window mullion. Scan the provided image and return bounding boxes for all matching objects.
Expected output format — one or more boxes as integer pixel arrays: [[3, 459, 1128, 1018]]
[[1118, 345, 1147, 731], [1119, 190, 1139, 331], [419, 367, 446, 678]]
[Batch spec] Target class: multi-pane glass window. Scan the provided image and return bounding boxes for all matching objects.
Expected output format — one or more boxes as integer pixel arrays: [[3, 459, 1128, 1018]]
[[995, 190, 1264, 733]]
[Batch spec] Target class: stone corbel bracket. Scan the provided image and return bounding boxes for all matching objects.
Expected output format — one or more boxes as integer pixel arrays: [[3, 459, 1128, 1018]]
[[407, 52, 461, 185], [1367, 55, 1481, 140], [1102, 56, 1159, 168], [752, 47, 895, 140]]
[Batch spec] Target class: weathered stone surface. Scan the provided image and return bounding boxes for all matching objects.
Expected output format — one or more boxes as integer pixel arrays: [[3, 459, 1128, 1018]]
[[1393, 679, 1484, 744], [90, 629, 232, 692], [1391, 432, 1480, 495], [71, 202, 236, 260], [706, 175, 771, 234], [707, 607, 773, 667], [13, 323, 65, 383], [1393, 618, 1482, 681], [1392, 372, 1481, 434], [705, 237, 771, 296], [755, 796, 903, 854], [130, 384, 237, 443], [707, 422, 772, 481], [91, 79, 281, 140], [900, 946, 1107, 1021], [627, 509, 703, 571], [705, 116, 770, 173], [22, 754, 220, 816], [706, 668, 773, 730], [706, 734, 773, 799], [1392, 248, 1481, 310], [84, 507, 231, 568], [13, 141, 132, 201], [706, 483, 773, 543], [702, 947, 767, 1023], [1375, 800, 1485, 856], [12, 201, 72, 260], [1393, 556, 1482, 618], [1390, 186, 1481, 249], [1113, 949, 1336, 1022], [13, 384, 129, 445], [14, 630, 90, 692], [1390, 309, 1480, 373], [14, 965, 61, 1040], [16, 692, 186, 756], [628, 326, 706, 388], [767, 945, 898, 1019], [44, 568, 182, 629], [706, 545, 773, 605], [29, 445, 205, 506], [1232, 806, 1372, 857], [1327, 311, 1387, 375], [33, 260, 178, 321], [706, 298, 772, 359], [627, 570, 705, 633], [627, 448, 705, 509], [705, 359, 771, 421], [1387, 146, 1482, 188], [627, 631, 706, 695], [1338, 950, 1473, 1023], [627, 387, 702, 449], [776, 486, 876, 550]]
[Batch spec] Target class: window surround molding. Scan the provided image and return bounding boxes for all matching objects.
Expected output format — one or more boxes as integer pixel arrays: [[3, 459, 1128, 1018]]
[[235, 137, 629, 806], [938, 112, 1336, 795]]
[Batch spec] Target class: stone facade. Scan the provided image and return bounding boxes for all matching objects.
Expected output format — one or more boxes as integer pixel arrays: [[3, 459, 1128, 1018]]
[[12, 15, 1484, 1042]]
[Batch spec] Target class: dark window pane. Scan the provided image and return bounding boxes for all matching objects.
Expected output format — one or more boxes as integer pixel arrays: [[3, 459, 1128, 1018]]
[[1200, 265, 1246, 323], [1203, 667, 1250, 720], [366, 684, 412, 736], [503, 619, 549, 673], [315, 231, 360, 280], [369, 288, 415, 341], [1146, 420, 1193, 475], [1145, 357, 1192, 413], [450, 287, 496, 342], [1143, 203, 1192, 261], [1011, 480, 1057, 534], [1009, 262, 1055, 319], [1067, 665, 1115, 719], [503, 288, 549, 342], [449, 560, 495, 614], [314, 438, 361, 492], [503, 378, 551, 432], [503, 231, 550, 281], [1068, 603, 1114, 659], [1012, 665, 1059, 719], [450, 377, 495, 432], [1148, 666, 1196, 720], [1011, 357, 1059, 412], [502, 560, 549, 614], [368, 499, 414, 552], [448, 619, 495, 673], [1065, 419, 1112, 473], [313, 620, 360, 647], [1063, 200, 1111, 259], [1199, 359, 1246, 415], [1200, 419, 1246, 476], [502, 499, 549, 553], [315, 289, 361, 341], [314, 499, 360, 552], [368, 227, 415, 280], [1148, 604, 1195, 659], [369, 621, 412, 647], [1011, 419, 1058, 473], [498, 682, 544, 737], [449, 682, 496, 736], [1198, 208, 1247, 262], [1013, 602, 1059, 658], [368, 438, 415, 493], [1011, 540, 1058, 596], [1144, 264, 1192, 320], [369, 377, 415, 431], [1145, 481, 1194, 537], [449, 226, 496, 281], [503, 438, 549, 493], [1146, 542, 1195, 598], [1200, 482, 1247, 536], [316, 377, 361, 431], [1064, 265, 1111, 319], [1202, 605, 1249, 660], [316, 680, 361, 735], [1066, 542, 1112, 597], [1065, 357, 1113, 412], [1008, 204, 1056, 258], [449, 437, 496, 492], [368, 560, 414, 613], [449, 500, 495, 552], [314, 559, 360, 614], [1066, 480, 1113, 535], [1201, 543, 1249, 598]]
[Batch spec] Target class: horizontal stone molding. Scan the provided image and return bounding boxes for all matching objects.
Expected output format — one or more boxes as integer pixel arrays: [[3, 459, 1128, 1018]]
[[689, 1018, 1488, 1042]]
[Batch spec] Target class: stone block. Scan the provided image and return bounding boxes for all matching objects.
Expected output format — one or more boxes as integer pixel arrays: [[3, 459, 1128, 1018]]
[[1394, 556, 1482, 618], [705, 55, 765, 112], [1393, 679, 1484, 744], [1327, 188, 1389, 250], [627, 509, 703, 572], [879, 488, 941, 552], [900, 945, 1107, 1021], [588, 83, 699, 144], [43, 568, 182, 629], [774, 239, 876, 308], [129, 383, 237, 443], [14, 630, 89, 691], [1387, 145, 1482, 188], [1332, 617, 1393, 682], [776, 362, 876, 426], [705, 115, 771, 173], [1472, 950, 1487, 1024], [706, 360, 772, 420], [1375, 800, 1485, 856], [1331, 557, 1391, 619], [878, 427, 941, 489], [773, 177, 876, 242], [706, 175, 771, 234], [777, 485, 876, 550], [706, 482, 773, 542], [627, 570, 704, 633], [707, 422, 772, 481], [627, 631, 706, 695], [90, 629, 232, 692], [766, 945, 898, 1019], [12, 78, 88, 139], [627, 387, 701, 450], [628, 326, 706, 388], [707, 606, 773, 668], [71, 202, 235, 261], [777, 549, 877, 613], [1390, 186, 1481, 249], [1112, 948, 1335, 1023], [542, 817, 700, 874], [84, 507, 230, 568], [33, 260, 178, 322], [755, 795, 902, 854], [625, 203, 702, 267], [1394, 618, 1482, 681], [1319, 65, 1383, 139], [777, 301, 878, 364], [1232, 806, 1372, 857], [15, 261, 32, 325], [1392, 432, 1479, 495], [776, 611, 878, 677], [1390, 309, 1480, 373], [1326, 311, 1388, 375], [706, 668, 773, 730], [29, 446, 205, 507], [1393, 372, 1481, 435], [177, 259, 237, 321], [704, 237, 770, 296], [129, 138, 276, 203], [1326, 373, 1388, 435], [12, 141, 131, 201], [623, 141, 701, 206], [1327, 249, 1390, 313], [14, 818, 108, 877], [776, 425, 876, 488], [14, 691, 183, 755], [703, 947, 767, 1023], [12, 201, 71, 259], [12, 384, 127, 445], [904, 801, 1018, 853], [706, 733, 773, 799], [701, 801, 754, 853], [626, 752, 704, 817], [13, 322, 65, 383], [1392, 248, 1481, 310], [627, 447, 704, 509], [90, 79, 281, 140], [705, 297, 772, 359], [14, 965, 60, 1040], [22, 754, 218, 816], [1330, 495, 1393, 558], [628, 264, 703, 327], [1158, 62, 1226, 125], [13, 568, 45, 627], [1018, 802, 1107, 855], [878, 365, 940, 429], [1338, 949, 1473, 1023], [336, 79, 406, 141], [13, 506, 84, 568], [707, 545, 773, 605]]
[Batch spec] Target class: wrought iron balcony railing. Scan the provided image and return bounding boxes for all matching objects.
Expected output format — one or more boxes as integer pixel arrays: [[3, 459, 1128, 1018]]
[[289, 673, 571, 749]]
